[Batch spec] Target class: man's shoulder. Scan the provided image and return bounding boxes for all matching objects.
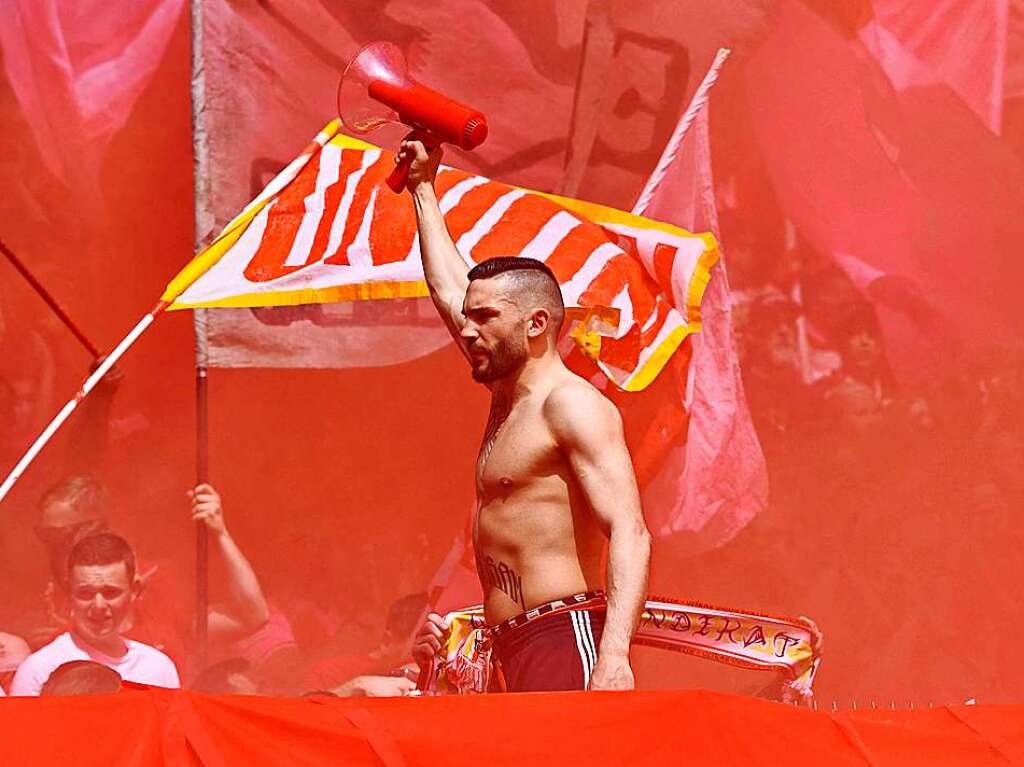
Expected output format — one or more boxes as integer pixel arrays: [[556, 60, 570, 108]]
[[541, 374, 621, 441], [124, 639, 180, 687], [25, 632, 77, 663], [125, 638, 176, 667], [542, 374, 617, 419], [10, 633, 79, 694]]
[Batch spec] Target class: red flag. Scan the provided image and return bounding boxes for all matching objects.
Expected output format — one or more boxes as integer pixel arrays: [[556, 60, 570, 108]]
[[629, 101, 767, 558], [0, 0, 185, 205]]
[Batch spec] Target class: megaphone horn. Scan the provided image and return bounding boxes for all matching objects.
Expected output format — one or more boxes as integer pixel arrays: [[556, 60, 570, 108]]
[[338, 42, 489, 193]]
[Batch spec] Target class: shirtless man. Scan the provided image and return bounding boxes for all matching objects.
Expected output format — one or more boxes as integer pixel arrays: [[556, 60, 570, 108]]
[[404, 139, 651, 692]]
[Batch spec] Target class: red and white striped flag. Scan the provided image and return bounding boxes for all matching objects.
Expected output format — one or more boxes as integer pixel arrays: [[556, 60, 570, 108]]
[[162, 117, 734, 618], [164, 120, 718, 392]]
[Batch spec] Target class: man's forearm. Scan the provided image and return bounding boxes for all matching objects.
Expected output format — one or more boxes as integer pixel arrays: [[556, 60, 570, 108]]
[[213, 531, 270, 632], [599, 523, 651, 658], [412, 183, 469, 308]]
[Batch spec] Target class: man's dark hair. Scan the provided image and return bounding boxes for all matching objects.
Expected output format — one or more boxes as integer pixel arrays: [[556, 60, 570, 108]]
[[67, 532, 136, 581], [467, 257, 565, 334], [838, 304, 882, 342], [41, 660, 122, 696]]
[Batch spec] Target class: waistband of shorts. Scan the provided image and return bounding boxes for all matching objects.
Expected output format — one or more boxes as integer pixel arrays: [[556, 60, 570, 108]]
[[490, 590, 606, 640]]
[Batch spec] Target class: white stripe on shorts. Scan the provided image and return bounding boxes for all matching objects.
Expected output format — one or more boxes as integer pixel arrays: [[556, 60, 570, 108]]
[[581, 610, 598, 672], [571, 611, 596, 688]]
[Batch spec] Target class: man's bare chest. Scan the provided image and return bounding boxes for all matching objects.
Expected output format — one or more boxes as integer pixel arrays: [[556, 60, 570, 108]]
[[475, 401, 562, 498]]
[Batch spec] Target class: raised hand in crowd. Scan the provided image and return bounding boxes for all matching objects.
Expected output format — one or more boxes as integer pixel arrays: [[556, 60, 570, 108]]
[[189, 483, 228, 537], [187, 483, 271, 639]]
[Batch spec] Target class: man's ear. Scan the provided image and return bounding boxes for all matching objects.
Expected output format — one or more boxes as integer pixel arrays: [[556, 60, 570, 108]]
[[527, 308, 550, 338], [131, 577, 144, 600]]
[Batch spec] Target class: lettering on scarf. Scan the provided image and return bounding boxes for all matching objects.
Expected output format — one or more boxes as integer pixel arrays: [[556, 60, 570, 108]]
[[639, 609, 809, 659]]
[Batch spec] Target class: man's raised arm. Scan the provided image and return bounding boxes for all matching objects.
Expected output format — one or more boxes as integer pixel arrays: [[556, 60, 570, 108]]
[[545, 383, 652, 691], [189, 484, 270, 639], [400, 137, 470, 357]]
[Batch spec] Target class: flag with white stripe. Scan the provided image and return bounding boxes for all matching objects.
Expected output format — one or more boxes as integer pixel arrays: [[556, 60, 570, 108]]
[[164, 120, 718, 391]]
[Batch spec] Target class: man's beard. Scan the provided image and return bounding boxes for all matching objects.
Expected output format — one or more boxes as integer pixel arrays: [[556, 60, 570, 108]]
[[471, 335, 527, 383]]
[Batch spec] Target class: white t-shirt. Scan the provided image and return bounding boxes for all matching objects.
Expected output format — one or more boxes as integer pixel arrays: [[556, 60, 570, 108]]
[[9, 632, 180, 696]]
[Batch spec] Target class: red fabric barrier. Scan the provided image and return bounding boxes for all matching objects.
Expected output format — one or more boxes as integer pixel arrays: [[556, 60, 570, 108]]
[[3, 688, 1022, 766]]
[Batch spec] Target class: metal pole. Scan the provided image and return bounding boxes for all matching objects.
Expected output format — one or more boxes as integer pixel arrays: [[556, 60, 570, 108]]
[[557, 0, 614, 198], [194, 359, 209, 669], [189, 0, 215, 671], [0, 237, 101, 358]]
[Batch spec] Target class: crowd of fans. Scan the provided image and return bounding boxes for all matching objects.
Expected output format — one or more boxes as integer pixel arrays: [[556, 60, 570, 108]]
[[3, 206, 1022, 703], [0, 309, 434, 699], [0, 476, 431, 698], [686, 210, 1024, 702], [0, 471, 426, 698]]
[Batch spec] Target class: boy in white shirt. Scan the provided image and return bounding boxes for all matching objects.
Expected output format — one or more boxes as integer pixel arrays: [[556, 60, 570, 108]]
[[11, 533, 179, 695]]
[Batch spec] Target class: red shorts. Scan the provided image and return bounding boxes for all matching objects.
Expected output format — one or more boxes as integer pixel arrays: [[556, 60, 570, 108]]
[[491, 592, 606, 692]]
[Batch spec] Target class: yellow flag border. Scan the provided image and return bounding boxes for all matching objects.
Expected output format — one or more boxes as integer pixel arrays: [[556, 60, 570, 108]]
[[165, 122, 720, 390]]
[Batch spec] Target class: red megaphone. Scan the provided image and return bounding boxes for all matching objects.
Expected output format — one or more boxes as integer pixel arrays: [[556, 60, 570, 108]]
[[338, 42, 489, 193]]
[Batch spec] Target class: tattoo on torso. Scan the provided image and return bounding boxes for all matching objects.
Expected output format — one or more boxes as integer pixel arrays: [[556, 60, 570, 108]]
[[477, 396, 525, 610], [478, 394, 512, 475], [481, 555, 527, 610]]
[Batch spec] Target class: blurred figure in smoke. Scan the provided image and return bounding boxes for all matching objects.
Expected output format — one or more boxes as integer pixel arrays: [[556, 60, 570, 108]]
[[973, 347, 1024, 510], [0, 631, 30, 694], [816, 307, 902, 447], [30, 478, 271, 680], [834, 309, 896, 398], [815, 308, 905, 485], [190, 657, 259, 696], [36, 476, 108, 597], [0, 294, 59, 468], [365, 592, 427, 677], [716, 208, 787, 293], [737, 291, 809, 444], [331, 673, 415, 697], [309, 593, 426, 697]]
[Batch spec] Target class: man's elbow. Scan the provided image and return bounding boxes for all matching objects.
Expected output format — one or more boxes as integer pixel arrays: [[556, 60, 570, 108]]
[[637, 525, 652, 559], [242, 601, 271, 633], [611, 517, 651, 552]]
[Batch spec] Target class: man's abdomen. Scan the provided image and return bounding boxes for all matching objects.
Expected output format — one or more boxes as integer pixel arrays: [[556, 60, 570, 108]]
[[476, 486, 604, 624]]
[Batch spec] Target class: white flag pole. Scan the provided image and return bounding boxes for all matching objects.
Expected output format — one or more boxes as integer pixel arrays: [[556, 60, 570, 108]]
[[0, 301, 169, 504], [632, 48, 731, 217]]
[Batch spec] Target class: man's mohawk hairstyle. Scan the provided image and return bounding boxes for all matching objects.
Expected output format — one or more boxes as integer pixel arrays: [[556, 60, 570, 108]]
[[467, 256, 558, 285]]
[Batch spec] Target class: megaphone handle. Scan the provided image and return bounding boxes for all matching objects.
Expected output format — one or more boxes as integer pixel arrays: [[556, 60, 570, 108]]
[[387, 132, 440, 193]]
